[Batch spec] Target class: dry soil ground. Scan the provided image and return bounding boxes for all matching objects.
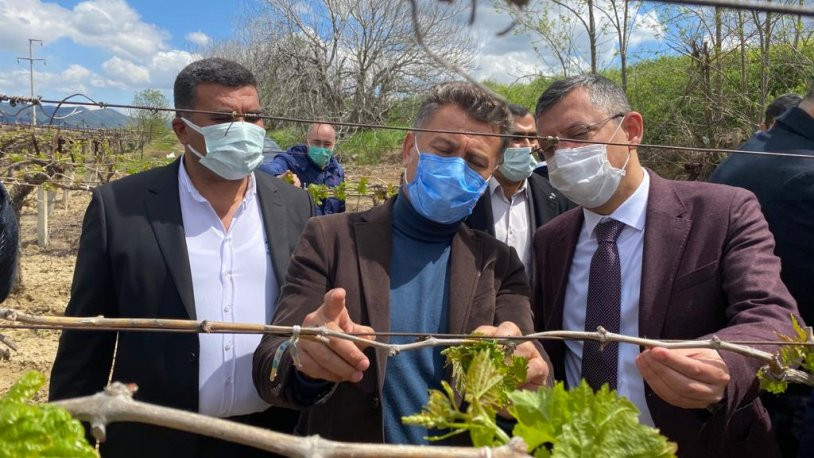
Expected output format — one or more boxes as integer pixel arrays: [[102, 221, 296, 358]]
[[0, 161, 403, 399]]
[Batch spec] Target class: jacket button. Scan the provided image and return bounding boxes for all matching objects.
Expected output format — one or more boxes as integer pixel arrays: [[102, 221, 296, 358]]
[[188, 352, 197, 362], [370, 396, 380, 409]]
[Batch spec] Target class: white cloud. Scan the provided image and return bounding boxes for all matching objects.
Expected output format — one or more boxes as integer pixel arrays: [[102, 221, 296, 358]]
[[0, 0, 203, 94], [0, 64, 123, 96], [102, 56, 150, 85], [0, 0, 169, 62], [147, 50, 200, 89], [186, 31, 212, 47]]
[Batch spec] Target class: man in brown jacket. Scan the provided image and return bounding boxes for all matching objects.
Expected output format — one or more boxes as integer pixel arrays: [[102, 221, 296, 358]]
[[532, 74, 801, 457], [254, 82, 550, 444]]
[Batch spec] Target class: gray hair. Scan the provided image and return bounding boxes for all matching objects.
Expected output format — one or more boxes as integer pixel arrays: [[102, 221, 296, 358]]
[[174, 58, 257, 116], [534, 74, 630, 120], [413, 82, 512, 151]]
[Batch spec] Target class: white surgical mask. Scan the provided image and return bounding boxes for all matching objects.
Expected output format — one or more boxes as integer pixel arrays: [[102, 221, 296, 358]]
[[498, 146, 536, 182], [182, 118, 265, 180], [548, 121, 629, 208]]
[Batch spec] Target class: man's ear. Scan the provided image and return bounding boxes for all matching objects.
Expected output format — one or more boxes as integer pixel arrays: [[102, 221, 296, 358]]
[[622, 112, 644, 146], [401, 132, 415, 168], [172, 117, 189, 145]]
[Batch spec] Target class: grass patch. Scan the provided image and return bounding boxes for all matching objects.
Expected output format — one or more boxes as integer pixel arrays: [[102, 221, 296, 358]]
[[339, 128, 404, 165]]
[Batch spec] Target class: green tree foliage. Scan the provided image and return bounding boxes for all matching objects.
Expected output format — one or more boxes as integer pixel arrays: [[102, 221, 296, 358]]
[[404, 341, 677, 457], [0, 371, 96, 458], [131, 89, 171, 143]]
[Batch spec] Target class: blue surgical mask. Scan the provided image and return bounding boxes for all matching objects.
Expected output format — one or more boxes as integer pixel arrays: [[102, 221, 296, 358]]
[[182, 118, 266, 180], [498, 146, 536, 182], [404, 142, 489, 224]]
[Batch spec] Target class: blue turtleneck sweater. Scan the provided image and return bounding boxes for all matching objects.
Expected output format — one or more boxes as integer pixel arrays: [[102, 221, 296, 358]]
[[383, 192, 459, 444]]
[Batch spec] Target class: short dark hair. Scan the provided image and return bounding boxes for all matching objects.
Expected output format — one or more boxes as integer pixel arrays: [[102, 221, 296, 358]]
[[174, 58, 257, 116], [765, 93, 802, 126], [535, 74, 630, 120], [508, 103, 530, 117], [413, 81, 512, 151]]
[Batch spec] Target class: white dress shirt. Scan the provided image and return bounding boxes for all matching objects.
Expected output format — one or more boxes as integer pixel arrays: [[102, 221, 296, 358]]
[[562, 170, 654, 425], [178, 159, 277, 418], [489, 177, 533, 274]]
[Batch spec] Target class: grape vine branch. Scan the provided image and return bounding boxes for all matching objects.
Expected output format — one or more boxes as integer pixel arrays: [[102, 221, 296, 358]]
[[1, 307, 813, 388]]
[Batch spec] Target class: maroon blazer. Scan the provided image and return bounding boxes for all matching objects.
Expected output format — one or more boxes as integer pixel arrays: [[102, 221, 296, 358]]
[[533, 171, 800, 457], [254, 197, 547, 443]]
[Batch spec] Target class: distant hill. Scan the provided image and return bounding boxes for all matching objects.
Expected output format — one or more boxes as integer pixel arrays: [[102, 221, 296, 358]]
[[0, 102, 131, 128]]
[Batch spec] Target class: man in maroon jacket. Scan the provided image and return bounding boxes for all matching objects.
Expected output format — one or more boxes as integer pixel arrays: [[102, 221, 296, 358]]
[[531, 74, 801, 457]]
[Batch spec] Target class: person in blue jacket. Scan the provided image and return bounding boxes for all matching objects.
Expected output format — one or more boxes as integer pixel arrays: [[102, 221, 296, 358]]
[[258, 123, 345, 215]]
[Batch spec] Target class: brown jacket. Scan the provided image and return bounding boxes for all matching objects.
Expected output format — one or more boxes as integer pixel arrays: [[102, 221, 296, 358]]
[[254, 197, 545, 443], [533, 170, 800, 457]]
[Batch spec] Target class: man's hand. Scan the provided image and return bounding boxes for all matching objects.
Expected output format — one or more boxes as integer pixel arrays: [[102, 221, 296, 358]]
[[296, 288, 375, 383], [278, 171, 301, 187], [636, 347, 730, 409], [473, 321, 549, 391]]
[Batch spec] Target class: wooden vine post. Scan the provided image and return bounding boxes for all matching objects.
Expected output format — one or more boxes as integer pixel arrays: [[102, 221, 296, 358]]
[[36, 185, 48, 248]]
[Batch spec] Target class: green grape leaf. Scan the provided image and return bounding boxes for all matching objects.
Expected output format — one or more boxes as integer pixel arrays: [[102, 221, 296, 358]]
[[356, 176, 368, 195], [0, 371, 97, 458], [333, 181, 347, 202], [758, 366, 789, 394], [509, 381, 677, 458]]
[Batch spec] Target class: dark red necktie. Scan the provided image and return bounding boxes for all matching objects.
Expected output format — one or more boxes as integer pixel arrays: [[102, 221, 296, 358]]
[[581, 219, 626, 390]]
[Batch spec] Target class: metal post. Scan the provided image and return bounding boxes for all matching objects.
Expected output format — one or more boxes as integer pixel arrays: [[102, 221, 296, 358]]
[[17, 39, 44, 126]]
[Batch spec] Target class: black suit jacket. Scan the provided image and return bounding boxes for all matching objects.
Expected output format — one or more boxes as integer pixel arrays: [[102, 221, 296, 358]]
[[466, 173, 572, 237], [709, 107, 814, 325], [49, 159, 314, 457]]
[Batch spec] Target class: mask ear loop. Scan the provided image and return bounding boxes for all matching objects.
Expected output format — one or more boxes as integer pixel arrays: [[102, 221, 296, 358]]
[[609, 116, 631, 176]]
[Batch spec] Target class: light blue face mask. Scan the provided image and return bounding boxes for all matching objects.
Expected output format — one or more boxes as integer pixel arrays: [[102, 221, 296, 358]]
[[498, 146, 537, 182], [182, 118, 266, 180], [404, 140, 489, 224], [307, 145, 333, 169]]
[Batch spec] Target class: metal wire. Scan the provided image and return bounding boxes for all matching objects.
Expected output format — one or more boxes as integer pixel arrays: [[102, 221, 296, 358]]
[[2, 93, 813, 161]]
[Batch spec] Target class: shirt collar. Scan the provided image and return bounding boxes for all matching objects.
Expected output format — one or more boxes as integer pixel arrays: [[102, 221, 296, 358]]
[[489, 176, 527, 197], [178, 155, 257, 206], [582, 169, 649, 239]]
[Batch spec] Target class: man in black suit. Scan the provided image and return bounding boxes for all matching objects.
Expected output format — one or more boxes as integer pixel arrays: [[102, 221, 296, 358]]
[[49, 58, 314, 458], [466, 103, 571, 282], [709, 82, 814, 457]]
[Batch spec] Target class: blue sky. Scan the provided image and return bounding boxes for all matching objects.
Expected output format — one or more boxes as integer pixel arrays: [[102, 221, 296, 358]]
[[0, 0, 244, 107], [0, 0, 669, 110]]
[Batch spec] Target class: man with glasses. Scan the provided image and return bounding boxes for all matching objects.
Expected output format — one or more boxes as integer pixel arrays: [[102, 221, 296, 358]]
[[258, 123, 345, 215], [50, 58, 314, 457], [466, 103, 571, 286], [532, 74, 800, 456]]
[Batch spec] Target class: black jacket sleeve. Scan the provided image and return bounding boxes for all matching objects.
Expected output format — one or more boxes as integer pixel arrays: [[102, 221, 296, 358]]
[[0, 182, 19, 302]]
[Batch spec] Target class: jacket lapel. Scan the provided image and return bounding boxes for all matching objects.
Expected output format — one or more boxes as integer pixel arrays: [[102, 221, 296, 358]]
[[449, 229, 483, 334], [528, 173, 558, 227], [467, 193, 495, 236], [144, 159, 196, 320], [353, 200, 394, 389], [639, 171, 692, 338], [255, 175, 290, 287], [544, 211, 582, 332]]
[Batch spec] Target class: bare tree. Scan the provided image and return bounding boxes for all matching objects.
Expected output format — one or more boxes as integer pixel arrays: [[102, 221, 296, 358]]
[[210, 0, 473, 127]]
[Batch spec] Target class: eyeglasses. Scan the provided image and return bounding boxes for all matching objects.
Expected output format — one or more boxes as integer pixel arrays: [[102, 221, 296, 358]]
[[538, 113, 626, 157]]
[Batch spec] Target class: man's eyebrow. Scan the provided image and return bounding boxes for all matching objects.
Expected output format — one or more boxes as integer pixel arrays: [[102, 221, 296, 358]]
[[430, 137, 458, 148]]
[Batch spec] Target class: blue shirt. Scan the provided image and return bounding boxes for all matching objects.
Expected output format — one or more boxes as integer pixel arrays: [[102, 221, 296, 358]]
[[257, 144, 346, 215], [382, 192, 459, 444]]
